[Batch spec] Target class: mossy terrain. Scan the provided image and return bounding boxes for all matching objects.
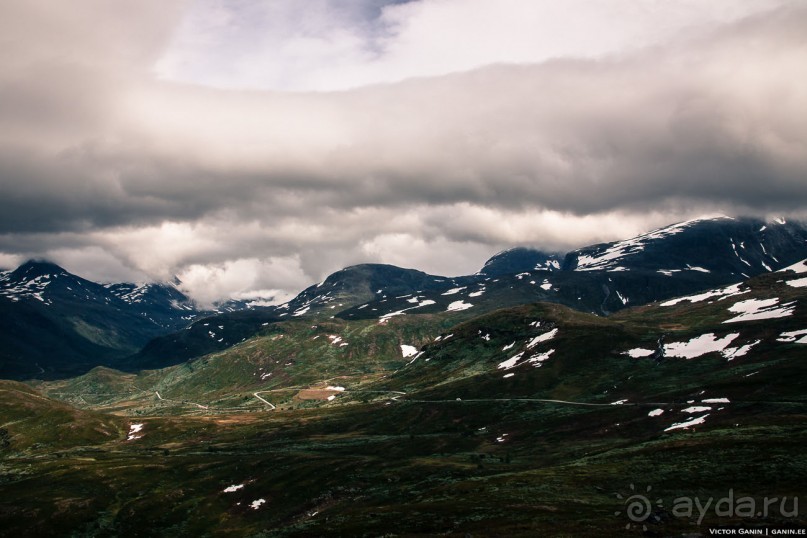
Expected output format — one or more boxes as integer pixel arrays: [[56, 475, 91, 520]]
[[2, 271, 805, 536]]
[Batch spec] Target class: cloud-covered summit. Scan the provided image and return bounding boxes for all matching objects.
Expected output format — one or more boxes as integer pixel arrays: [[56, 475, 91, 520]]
[[1, 1, 805, 305]]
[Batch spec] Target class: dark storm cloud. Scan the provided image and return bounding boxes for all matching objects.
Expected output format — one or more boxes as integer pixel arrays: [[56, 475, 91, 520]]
[[1, 1, 805, 300]]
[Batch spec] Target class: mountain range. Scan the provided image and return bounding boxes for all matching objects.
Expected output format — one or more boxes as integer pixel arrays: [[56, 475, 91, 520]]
[[0, 261, 201, 378], [1, 216, 806, 379], [0, 232, 805, 535], [1, 215, 806, 535]]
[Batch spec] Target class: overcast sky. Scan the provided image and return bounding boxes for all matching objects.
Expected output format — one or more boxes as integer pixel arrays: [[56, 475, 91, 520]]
[[1, 0, 806, 305]]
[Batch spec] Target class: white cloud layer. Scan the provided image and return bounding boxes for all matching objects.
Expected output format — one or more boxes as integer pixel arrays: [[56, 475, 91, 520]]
[[1, 1, 806, 303], [176, 257, 308, 307], [156, 0, 791, 91]]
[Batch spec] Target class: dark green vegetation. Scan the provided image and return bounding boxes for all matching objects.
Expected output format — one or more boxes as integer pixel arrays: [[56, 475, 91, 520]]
[[1, 262, 806, 536], [2, 220, 806, 535], [127, 309, 283, 371], [0, 380, 125, 451]]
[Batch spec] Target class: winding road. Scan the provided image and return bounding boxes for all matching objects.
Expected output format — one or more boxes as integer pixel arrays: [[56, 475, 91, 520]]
[[252, 392, 276, 410], [155, 390, 208, 410]]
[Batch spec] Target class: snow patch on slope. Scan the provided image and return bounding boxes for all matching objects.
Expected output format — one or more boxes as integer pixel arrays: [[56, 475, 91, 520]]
[[498, 352, 524, 370], [446, 300, 473, 312], [722, 340, 760, 360], [378, 298, 436, 323], [777, 329, 807, 344], [441, 287, 466, 296], [624, 348, 654, 358], [723, 298, 795, 324], [0, 274, 56, 305], [661, 283, 747, 307], [664, 333, 740, 359], [681, 406, 712, 414], [526, 328, 558, 349], [779, 259, 807, 274], [664, 414, 709, 432], [127, 423, 144, 441], [526, 349, 554, 367], [400, 345, 418, 358]]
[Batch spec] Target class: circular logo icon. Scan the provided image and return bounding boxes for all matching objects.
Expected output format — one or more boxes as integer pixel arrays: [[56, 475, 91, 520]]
[[614, 484, 663, 530]]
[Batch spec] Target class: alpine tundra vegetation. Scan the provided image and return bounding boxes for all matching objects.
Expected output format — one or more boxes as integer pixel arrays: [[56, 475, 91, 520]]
[[2, 217, 807, 535], [1, 1, 807, 536]]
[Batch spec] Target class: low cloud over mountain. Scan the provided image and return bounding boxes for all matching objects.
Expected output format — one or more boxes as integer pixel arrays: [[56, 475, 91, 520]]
[[1, 1, 805, 303]]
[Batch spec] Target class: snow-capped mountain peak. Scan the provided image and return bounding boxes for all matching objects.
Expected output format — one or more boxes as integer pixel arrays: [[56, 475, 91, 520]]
[[573, 216, 733, 272], [566, 216, 806, 275], [479, 248, 564, 277], [0, 261, 74, 304]]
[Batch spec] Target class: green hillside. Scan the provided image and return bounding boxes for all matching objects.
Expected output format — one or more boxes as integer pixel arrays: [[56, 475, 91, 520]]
[[1, 268, 805, 536], [0, 380, 125, 452]]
